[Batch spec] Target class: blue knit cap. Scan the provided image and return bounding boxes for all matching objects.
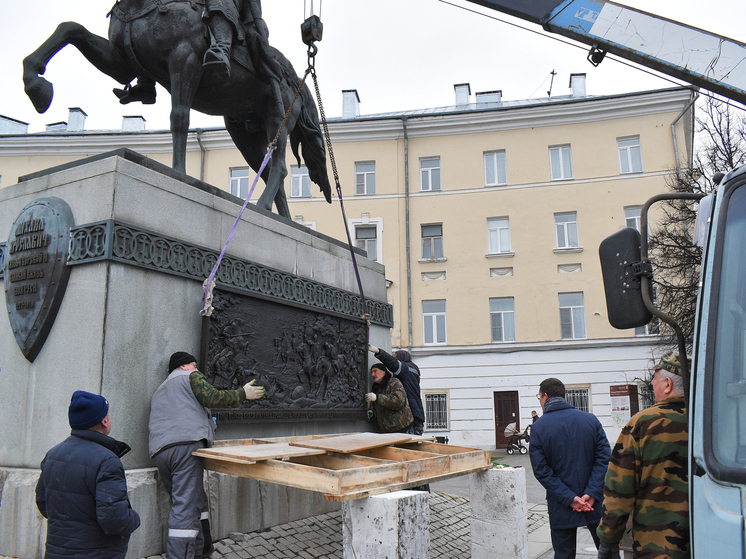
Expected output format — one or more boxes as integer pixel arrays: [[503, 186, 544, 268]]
[[68, 390, 109, 430]]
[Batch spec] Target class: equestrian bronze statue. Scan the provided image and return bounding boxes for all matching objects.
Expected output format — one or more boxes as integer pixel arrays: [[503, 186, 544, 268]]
[[22, 0, 332, 218]]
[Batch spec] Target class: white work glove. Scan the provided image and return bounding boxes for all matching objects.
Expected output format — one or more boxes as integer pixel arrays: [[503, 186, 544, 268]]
[[243, 379, 265, 400], [368, 343, 379, 354], [365, 392, 377, 402]]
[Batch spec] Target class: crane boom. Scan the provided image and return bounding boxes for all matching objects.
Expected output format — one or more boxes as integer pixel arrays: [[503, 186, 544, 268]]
[[465, 0, 746, 105]]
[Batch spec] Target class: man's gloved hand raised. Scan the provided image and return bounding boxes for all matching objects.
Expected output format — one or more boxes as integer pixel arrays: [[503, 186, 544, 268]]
[[597, 545, 621, 559], [364, 392, 377, 402], [243, 379, 265, 400], [368, 343, 379, 354]]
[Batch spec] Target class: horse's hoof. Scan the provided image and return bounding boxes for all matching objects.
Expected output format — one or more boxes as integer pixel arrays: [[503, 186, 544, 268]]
[[24, 76, 53, 114]]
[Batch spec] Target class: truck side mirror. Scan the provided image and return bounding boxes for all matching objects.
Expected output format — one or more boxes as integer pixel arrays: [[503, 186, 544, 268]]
[[599, 228, 653, 329]]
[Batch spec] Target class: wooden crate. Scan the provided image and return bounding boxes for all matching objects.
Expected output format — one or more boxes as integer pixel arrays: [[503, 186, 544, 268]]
[[195, 432, 491, 501]]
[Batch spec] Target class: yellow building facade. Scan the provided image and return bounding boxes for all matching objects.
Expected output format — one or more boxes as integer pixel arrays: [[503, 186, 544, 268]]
[[0, 81, 695, 448]]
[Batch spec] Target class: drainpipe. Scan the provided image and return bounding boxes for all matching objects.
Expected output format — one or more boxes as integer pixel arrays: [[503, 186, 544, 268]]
[[402, 116, 413, 353], [670, 92, 698, 181], [196, 129, 206, 181]]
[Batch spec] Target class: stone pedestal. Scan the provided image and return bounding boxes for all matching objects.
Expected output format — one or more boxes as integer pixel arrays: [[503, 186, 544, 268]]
[[0, 150, 391, 558], [342, 490, 430, 559], [470, 467, 529, 559]]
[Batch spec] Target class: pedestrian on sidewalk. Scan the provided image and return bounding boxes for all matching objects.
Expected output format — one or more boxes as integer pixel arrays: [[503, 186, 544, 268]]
[[596, 352, 690, 559], [368, 344, 425, 435], [530, 378, 611, 559], [36, 390, 141, 558]]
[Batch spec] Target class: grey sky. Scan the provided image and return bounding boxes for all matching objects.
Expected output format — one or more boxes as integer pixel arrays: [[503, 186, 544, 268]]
[[2, 0, 744, 133]]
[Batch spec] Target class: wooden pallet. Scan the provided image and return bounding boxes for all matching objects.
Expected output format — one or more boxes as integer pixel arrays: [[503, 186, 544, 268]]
[[195, 432, 491, 501]]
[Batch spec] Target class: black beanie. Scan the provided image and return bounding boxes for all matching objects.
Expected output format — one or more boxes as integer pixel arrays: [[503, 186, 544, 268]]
[[169, 351, 197, 372], [68, 390, 109, 430]]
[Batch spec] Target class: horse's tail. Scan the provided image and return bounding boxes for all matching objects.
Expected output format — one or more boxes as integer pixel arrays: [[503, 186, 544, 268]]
[[290, 84, 332, 203]]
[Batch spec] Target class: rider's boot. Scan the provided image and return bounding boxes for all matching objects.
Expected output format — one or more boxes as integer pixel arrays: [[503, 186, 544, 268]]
[[204, 14, 233, 77], [113, 76, 156, 105]]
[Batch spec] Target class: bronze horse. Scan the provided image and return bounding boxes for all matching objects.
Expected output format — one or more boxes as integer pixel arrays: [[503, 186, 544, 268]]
[[22, 0, 331, 217]]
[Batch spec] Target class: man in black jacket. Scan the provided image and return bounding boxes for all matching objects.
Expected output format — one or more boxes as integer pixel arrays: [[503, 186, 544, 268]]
[[36, 390, 141, 559], [369, 344, 426, 435]]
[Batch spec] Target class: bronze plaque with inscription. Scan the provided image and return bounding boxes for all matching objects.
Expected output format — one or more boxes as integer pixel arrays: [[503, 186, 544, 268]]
[[202, 290, 368, 422], [4, 198, 74, 362]]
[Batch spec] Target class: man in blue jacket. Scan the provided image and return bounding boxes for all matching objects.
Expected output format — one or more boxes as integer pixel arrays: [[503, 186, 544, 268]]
[[529, 378, 610, 559], [36, 390, 141, 558]]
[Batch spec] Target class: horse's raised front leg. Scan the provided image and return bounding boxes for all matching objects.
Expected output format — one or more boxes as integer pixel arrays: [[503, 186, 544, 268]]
[[23, 22, 134, 113]]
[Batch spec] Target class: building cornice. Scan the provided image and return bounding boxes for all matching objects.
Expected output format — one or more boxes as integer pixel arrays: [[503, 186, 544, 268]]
[[0, 89, 695, 156]]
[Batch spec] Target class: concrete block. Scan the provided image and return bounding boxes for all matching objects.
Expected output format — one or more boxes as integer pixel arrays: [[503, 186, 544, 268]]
[[342, 490, 429, 559], [0, 469, 45, 559], [470, 468, 528, 559]]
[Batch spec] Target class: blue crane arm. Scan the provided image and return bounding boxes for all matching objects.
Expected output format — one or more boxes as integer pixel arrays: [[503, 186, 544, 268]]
[[464, 0, 746, 105]]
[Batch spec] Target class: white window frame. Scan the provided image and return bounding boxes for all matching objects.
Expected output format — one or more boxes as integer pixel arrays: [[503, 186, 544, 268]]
[[423, 299, 447, 345], [290, 165, 311, 198], [555, 212, 580, 249], [229, 168, 250, 199], [420, 157, 441, 192], [487, 217, 511, 255], [355, 161, 376, 195], [348, 215, 383, 263], [424, 391, 450, 430], [421, 223, 444, 260], [549, 145, 573, 180], [559, 292, 586, 340], [618, 136, 643, 174], [484, 150, 507, 186], [490, 297, 516, 342], [565, 384, 591, 412], [625, 206, 642, 231]]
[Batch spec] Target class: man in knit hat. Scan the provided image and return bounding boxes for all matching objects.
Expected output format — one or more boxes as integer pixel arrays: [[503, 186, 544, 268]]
[[36, 390, 141, 558], [149, 351, 265, 559], [597, 351, 690, 559]]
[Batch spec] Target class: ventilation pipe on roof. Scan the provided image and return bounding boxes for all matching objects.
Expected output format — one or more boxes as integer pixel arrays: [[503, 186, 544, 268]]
[[569, 74, 587, 97], [342, 90, 360, 118], [67, 108, 87, 132], [476, 90, 502, 104], [454, 83, 471, 105]]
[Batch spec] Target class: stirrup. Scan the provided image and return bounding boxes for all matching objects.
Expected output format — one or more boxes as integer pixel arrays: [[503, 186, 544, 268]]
[[203, 45, 231, 77], [112, 82, 156, 105]]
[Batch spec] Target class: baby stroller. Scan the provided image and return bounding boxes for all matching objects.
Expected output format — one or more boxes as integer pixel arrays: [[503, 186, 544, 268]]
[[503, 422, 530, 455]]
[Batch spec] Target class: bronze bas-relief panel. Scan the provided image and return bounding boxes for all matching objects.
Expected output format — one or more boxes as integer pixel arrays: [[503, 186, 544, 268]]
[[203, 290, 368, 421], [4, 198, 74, 362]]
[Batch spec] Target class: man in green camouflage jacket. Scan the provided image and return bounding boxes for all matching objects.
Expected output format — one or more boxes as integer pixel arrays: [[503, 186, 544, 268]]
[[597, 351, 690, 559]]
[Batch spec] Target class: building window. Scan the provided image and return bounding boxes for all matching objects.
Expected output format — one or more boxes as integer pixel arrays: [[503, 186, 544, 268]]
[[487, 217, 511, 254], [420, 158, 441, 191], [425, 393, 449, 430], [618, 136, 643, 174], [355, 225, 377, 260], [549, 145, 573, 180], [230, 168, 250, 199], [625, 206, 642, 231], [422, 224, 444, 259], [565, 386, 590, 412], [484, 150, 507, 186], [423, 299, 447, 345], [348, 215, 382, 262], [290, 165, 311, 198], [555, 212, 579, 249], [355, 162, 376, 195], [559, 292, 586, 339], [490, 297, 516, 342]]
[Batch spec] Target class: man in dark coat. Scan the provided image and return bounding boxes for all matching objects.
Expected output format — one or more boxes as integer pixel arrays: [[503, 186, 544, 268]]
[[369, 344, 425, 434], [529, 378, 610, 559], [36, 390, 141, 558], [365, 362, 414, 434]]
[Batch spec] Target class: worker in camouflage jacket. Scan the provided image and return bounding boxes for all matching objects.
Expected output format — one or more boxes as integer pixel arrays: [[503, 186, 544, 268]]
[[597, 351, 690, 559], [365, 362, 414, 433], [149, 351, 266, 559]]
